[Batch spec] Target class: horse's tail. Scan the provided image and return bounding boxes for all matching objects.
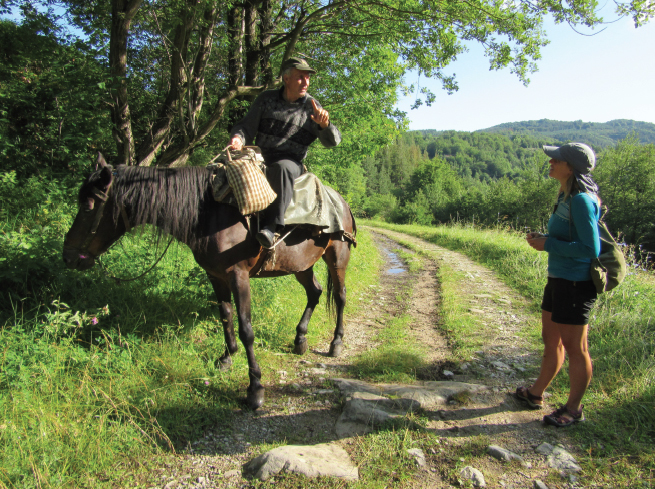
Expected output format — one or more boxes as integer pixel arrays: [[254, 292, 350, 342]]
[[326, 270, 336, 318], [349, 206, 357, 247]]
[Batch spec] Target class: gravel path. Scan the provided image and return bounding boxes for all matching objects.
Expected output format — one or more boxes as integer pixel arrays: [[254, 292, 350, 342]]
[[122, 227, 581, 488]]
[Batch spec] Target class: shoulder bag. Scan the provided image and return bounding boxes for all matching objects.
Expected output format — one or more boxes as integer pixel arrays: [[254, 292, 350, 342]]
[[569, 198, 627, 294]]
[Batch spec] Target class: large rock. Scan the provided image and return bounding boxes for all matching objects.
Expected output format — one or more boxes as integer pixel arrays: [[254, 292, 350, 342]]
[[335, 391, 421, 437], [331, 378, 488, 408], [244, 443, 359, 482], [459, 466, 486, 487]]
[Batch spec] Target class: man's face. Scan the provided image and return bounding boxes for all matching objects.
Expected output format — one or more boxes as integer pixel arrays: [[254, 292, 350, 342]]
[[283, 68, 311, 101]]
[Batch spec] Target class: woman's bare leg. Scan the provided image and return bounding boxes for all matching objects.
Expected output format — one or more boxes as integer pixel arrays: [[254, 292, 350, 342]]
[[529, 310, 566, 397], [559, 323, 592, 412]]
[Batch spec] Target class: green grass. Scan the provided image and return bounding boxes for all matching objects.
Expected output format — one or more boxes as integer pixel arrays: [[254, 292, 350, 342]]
[[0, 206, 380, 488], [366, 219, 655, 485]]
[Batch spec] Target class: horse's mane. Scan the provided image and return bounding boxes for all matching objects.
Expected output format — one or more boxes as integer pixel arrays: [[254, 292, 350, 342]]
[[109, 165, 215, 246]]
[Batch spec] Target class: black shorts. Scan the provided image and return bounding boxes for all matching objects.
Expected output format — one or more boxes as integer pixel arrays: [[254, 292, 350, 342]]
[[541, 277, 598, 325]]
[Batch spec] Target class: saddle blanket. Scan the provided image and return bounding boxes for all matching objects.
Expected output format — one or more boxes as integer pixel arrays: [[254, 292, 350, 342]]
[[209, 165, 345, 234]]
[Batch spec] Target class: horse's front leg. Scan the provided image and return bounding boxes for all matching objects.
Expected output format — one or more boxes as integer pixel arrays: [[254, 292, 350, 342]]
[[230, 269, 264, 410], [292, 267, 323, 355], [208, 275, 237, 371]]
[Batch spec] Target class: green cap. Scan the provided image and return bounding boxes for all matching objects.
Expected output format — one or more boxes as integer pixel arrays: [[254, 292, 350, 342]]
[[280, 57, 317, 75], [543, 143, 596, 173]]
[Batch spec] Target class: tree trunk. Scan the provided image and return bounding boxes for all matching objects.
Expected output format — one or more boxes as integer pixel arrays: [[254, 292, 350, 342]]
[[258, 0, 273, 86], [109, 0, 142, 166], [228, 6, 243, 87], [244, 0, 259, 87], [135, 0, 199, 166], [157, 85, 266, 167]]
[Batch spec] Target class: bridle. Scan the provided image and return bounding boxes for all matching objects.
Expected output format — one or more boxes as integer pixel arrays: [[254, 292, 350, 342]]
[[65, 170, 172, 284], [65, 173, 131, 258]]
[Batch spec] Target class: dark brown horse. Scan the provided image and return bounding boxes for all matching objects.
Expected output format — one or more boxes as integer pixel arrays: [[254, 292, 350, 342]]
[[62, 156, 356, 410]]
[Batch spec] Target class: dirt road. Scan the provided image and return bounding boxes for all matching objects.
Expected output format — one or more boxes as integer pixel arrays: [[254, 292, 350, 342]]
[[134, 227, 581, 488]]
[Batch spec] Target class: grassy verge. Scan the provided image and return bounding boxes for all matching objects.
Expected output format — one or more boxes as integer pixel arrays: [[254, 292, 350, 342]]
[[366, 219, 655, 485]]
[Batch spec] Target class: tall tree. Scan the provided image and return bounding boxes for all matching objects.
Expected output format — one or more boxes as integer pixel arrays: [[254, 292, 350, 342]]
[[4, 0, 652, 167]]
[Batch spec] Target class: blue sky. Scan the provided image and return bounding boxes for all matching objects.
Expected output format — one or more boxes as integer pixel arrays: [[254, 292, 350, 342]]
[[396, 11, 655, 132]]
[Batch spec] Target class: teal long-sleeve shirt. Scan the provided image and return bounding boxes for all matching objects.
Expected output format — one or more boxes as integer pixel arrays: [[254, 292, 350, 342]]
[[544, 191, 601, 282]]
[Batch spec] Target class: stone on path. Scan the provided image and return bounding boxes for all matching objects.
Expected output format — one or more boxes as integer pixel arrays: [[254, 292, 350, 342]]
[[244, 443, 358, 482], [534, 443, 581, 474], [486, 445, 526, 466], [335, 391, 420, 437], [331, 378, 488, 437], [534, 480, 550, 489], [331, 378, 488, 408], [459, 466, 486, 487], [406, 448, 427, 467]]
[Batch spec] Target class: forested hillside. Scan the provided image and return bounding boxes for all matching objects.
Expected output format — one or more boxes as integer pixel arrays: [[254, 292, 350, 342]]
[[478, 119, 655, 147], [358, 131, 655, 252]]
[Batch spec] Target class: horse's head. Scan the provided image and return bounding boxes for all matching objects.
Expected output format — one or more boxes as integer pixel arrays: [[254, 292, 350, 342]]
[[63, 153, 124, 270]]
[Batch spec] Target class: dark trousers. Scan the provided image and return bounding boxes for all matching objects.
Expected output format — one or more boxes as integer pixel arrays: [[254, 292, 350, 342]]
[[263, 158, 303, 229]]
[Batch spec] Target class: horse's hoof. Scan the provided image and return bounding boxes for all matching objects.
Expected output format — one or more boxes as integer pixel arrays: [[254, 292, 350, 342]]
[[246, 386, 265, 410], [217, 356, 232, 371], [293, 339, 308, 355], [328, 342, 343, 357]]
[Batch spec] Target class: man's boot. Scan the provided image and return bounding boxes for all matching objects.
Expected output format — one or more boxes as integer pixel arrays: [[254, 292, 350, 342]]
[[256, 225, 276, 249]]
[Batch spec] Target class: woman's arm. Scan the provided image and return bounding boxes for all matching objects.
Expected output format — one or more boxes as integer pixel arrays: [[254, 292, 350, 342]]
[[544, 193, 600, 258]]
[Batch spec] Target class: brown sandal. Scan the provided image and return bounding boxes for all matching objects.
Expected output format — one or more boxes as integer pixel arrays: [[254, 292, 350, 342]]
[[544, 405, 585, 427], [515, 386, 544, 409]]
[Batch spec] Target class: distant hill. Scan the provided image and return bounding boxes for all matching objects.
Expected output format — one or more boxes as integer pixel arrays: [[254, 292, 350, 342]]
[[477, 119, 655, 148]]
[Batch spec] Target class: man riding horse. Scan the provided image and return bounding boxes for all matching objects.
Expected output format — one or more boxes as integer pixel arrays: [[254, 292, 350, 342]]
[[229, 57, 342, 249]]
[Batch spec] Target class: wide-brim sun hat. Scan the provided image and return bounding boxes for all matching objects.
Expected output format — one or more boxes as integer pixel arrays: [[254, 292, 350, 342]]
[[543, 142, 598, 194]]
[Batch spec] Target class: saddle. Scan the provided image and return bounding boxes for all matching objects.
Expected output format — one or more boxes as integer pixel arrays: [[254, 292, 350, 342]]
[[207, 148, 347, 235]]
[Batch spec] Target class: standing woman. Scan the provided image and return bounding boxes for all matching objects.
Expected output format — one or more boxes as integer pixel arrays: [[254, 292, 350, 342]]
[[517, 143, 601, 427]]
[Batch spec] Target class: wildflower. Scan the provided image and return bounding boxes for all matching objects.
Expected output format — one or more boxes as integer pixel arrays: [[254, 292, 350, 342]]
[[204, 381, 210, 386], [91, 317, 99, 325]]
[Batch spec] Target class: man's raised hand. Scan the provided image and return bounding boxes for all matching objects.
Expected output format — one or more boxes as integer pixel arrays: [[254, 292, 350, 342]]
[[310, 99, 329, 129]]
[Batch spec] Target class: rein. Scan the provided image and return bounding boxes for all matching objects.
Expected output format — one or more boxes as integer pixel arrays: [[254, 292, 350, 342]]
[[98, 236, 175, 284]]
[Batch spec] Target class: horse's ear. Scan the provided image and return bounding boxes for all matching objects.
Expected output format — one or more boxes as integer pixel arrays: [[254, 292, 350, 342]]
[[97, 152, 108, 169], [98, 165, 113, 190]]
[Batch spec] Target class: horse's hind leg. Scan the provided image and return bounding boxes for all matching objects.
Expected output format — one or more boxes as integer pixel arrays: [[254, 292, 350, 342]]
[[323, 240, 351, 357], [292, 267, 323, 355], [208, 275, 238, 371], [230, 269, 264, 410]]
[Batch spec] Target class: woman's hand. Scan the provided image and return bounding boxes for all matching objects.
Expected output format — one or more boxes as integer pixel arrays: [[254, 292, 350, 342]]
[[526, 236, 547, 251]]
